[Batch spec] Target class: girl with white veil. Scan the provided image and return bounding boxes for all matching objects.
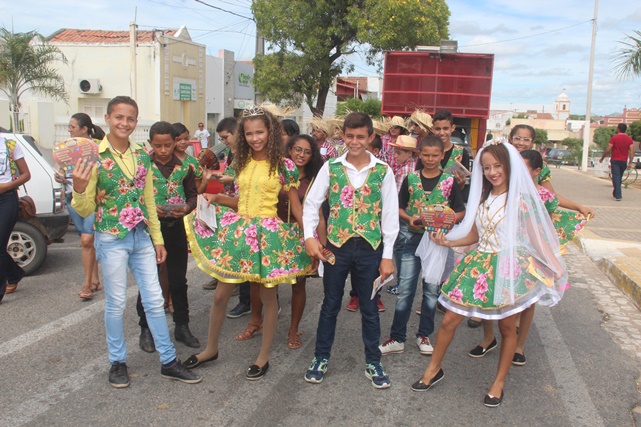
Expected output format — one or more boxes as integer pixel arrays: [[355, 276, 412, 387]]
[[410, 140, 568, 407]]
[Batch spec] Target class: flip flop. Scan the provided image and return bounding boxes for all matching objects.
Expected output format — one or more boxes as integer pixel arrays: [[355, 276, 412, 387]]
[[236, 322, 262, 341], [287, 333, 303, 349], [78, 290, 93, 300]]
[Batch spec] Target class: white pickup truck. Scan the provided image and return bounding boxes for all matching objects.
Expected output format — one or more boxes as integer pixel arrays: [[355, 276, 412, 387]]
[[3, 132, 69, 274]]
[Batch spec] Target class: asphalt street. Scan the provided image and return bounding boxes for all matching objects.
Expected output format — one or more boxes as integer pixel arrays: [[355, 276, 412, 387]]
[[1, 218, 639, 425]]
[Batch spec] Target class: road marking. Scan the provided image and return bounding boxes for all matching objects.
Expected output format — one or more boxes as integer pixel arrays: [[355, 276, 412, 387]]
[[3, 355, 106, 425], [0, 286, 136, 358], [536, 307, 604, 426], [0, 261, 200, 358]]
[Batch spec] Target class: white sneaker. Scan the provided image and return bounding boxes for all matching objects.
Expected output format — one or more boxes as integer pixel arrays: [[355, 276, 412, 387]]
[[379, 338, 404, 355], [417, 336, 434, 355]]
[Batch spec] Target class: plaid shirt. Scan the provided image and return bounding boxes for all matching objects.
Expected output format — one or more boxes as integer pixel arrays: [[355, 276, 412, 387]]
[[394, 158, 417, 192], [319, 140, 339, 162], [380, 134, 398, 172]]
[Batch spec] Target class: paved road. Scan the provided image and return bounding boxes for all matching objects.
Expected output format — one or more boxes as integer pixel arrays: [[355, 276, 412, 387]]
[[2, 169, 640, 425]]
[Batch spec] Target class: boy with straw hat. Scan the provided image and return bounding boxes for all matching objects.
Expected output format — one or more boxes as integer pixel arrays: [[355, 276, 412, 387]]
[[380, 116, 410, 174], [309, 117, 338, 162]]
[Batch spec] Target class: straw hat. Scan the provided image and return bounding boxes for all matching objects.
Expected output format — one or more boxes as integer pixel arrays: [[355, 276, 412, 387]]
[[387, 135, 418, 152], [410, 110, 433, 133], [260, 103, 295, 118], [372, 119, 391, 135], [325, 116, 344, 138], [308, 116, 331, 136], [388, 116, 409, 131]]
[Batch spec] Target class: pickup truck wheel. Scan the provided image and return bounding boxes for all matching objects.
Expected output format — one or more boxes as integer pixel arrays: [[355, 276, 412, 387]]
[[8, 221, 47, 276]]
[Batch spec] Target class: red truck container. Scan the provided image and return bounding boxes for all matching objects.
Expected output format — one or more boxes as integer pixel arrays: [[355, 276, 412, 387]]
[[381, 51, 494, 152]]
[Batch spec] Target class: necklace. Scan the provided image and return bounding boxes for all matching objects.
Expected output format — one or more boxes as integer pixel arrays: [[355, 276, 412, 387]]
[[110, 143, 136, 178]]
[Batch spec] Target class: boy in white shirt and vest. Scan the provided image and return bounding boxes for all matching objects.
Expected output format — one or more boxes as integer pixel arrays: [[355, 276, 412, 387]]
[[303, 112, 399, 389]]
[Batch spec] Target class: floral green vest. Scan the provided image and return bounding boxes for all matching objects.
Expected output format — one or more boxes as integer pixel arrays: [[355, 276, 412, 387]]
[[151, 158, 190, 205], [182, 155, 203, 179], [405, 171, 455, 234], [94, 148, 151, 238], [444, 145, 464, 169], [327, 161, 387, 249], [3, 137, 18, 178]]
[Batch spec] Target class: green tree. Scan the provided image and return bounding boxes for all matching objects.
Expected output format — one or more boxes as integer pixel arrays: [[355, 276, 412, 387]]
[[562, 137, 584, 164], [593, 126, 617, 150], [534, 128, 548, 146], [252, 0, 450, 116], [569, 114, 586, 120], [629, 120, 641, 142], [0, 28, 68, 132], [612, 30, 641, 80], [336, 97, 382, 118]]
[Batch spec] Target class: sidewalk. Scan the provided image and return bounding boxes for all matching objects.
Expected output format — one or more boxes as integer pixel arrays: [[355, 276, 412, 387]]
[[551, 166, 641, 310]]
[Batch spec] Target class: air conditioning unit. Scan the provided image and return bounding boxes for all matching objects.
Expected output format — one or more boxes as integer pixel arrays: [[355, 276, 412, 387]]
[[79, 79, 102, 94]]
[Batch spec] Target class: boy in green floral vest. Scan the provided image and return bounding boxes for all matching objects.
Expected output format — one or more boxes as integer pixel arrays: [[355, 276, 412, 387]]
[[302, 112, 399, 389], [72, 96, 201, 388], [135, 121, 200, 353], [379, 135, 465, 357]]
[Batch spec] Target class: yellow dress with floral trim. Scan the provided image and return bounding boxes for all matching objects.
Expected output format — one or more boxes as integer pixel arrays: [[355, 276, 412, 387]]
[[184, 157, 313, 287]]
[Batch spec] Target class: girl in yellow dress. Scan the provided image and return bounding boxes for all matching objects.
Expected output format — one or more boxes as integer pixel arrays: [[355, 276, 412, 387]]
[[183, 107, 314, 380]]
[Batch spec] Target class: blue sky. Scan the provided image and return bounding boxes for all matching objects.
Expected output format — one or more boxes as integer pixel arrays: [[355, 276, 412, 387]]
[[2, 0, 640, 116]]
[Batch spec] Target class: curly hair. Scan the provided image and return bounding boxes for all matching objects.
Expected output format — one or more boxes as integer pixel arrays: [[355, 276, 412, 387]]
[[286, 134, 324, 179], [235, 110, 283, 175]]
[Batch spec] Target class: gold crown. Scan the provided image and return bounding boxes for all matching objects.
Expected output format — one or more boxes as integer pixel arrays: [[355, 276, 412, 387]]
[[242, 106, 265, 117]]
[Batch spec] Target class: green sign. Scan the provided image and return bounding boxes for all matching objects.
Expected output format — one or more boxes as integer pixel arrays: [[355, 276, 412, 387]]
[[238, 73, 251, 86], [179, 83, 192, 101]]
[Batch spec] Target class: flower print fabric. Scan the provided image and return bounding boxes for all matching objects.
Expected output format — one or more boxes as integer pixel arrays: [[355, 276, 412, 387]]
[[184, 158, 313, 287]]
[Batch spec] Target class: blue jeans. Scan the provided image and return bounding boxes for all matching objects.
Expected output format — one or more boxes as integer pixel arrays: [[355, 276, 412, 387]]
[[610, 160, 627, 200], [314, 237, 383, 364], [0, 190, 23, 301], [95, 223, 176, 364], [389, 230, 439, 342], [392, 221, 411, 285]]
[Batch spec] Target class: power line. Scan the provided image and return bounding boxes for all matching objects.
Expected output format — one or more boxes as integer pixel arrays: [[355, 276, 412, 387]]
[[459, 19, 593, 48], [193, 0, 254, 21]]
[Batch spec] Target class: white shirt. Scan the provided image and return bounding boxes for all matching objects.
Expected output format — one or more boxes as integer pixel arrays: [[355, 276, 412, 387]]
[[303, 151, 399, 259], [194, 129, 210, 148], [0, 137, 25, 184]]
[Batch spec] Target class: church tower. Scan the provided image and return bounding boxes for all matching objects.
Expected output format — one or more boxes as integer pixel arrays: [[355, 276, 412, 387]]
[[554, 89, 570, 121]]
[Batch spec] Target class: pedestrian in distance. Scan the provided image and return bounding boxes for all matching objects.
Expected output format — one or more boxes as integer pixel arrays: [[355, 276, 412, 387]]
[[194, 122, 210, 149], [599, 123, 634, 201], [71, 96, 201, 388]]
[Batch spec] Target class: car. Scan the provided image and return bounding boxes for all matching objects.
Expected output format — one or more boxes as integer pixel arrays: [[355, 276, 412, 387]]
[[546, 149, 577, 166], [3, 132, 70, 275]]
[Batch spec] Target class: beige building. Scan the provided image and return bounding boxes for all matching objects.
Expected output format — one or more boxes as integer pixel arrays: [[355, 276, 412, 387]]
[[37, 26, 206, 147]]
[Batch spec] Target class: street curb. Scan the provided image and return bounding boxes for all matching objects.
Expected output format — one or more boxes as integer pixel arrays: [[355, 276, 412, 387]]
[[573, 237, 641, 312]]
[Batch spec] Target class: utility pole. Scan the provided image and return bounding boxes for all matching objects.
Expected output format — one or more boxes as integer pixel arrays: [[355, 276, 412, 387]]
[[130, 21, 138, 100], [581, 0, 598, 171], [254, 32, 264, 105]]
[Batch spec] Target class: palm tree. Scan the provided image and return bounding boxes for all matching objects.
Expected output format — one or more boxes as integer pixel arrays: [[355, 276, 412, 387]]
[[612, 30, 641, 80], [0, 28, 68, 132]]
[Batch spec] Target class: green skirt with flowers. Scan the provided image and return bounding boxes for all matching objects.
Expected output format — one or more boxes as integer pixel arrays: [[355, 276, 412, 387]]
[[439, 249, 561, 320], [551, 209, 587, 247], [184, 206, 314, 287]]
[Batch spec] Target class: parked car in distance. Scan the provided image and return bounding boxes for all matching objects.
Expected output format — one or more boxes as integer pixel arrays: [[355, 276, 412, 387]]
[[2, 132, 70, 275], [546, 149, 577, 166]]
